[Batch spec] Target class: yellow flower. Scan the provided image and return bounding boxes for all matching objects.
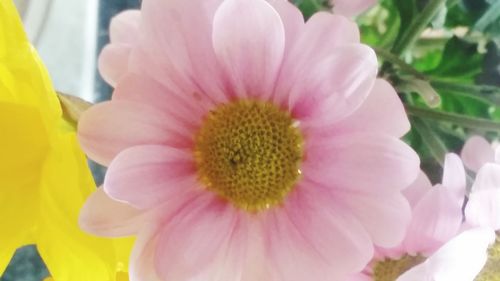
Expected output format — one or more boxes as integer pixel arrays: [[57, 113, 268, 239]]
[[0, 1, 132, 280]]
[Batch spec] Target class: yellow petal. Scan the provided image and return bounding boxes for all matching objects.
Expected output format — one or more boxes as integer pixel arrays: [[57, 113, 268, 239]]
[[114, 237, 135, 272], [0, 102, 48, 273], [0, 0, 61, 128], [116, 271, 130, 281], [36, 133, 124, 281], [0, 1, 133, 279], [0, 244, 16, 275]]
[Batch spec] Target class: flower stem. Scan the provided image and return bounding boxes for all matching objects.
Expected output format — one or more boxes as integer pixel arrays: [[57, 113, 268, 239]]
[[411, 117, 447, 166], [374, 47, 427, 80], [430, 80, 500, 105], [57, 91, 93, 125], [406, 105, 500, 132], [392, 0, 447, 56]]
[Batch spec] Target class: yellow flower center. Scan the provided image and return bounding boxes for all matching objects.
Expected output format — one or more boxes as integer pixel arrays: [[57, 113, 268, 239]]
[[476, 234, 500, 281], [194, 100, 304, 212], [373, 255, 426, 281]]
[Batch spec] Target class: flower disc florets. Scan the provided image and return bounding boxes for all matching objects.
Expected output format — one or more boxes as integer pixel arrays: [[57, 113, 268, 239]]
[[194, 100, 303, 211], [373, 255, 425, 281]]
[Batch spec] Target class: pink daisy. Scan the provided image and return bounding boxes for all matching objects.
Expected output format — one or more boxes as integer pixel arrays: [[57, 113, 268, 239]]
[[331, 0, 377, 17], [397, 138, 500, 281], [78, 0, 419, 280], [396, 226, 496, 281], [349, 154, 466, 280]]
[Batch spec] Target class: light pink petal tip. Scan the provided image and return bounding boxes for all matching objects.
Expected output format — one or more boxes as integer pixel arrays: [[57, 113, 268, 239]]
[[397, 227, 495, 281], [110, 10, 141, 44], [403, 183, 464, 255], [336, 79, 410, 137], [104, 145, 197, 209], [98, 10, 141, 87], [78, 101, 186, 166], [212, 0, 285, 99], [274, 12, 360, 106], [466, 163, 500, 229], [290, 45, 377, 126], [461, 135, 494, 172], [266, 0, 304, 45], [332, 0, 378, 17], [79, 188, 144, 237], [138, 0, 226, 102], [441, 153, 466, 198], [403, 171, 433, 207], [98, 45, 131, 87]]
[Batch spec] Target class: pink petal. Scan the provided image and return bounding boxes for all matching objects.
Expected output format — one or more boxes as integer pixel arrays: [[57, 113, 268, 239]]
[[495, 147, 500, 163], [104, 145, 197, 209], [154, 196, 245, 281], [466, 163, 500, 229], [264, 186, 374, 280], [334, 188, 412, 248], [441, 153, 466, 198], [346, 273, 373, 281], [283, 12, 360, 66], [78, 101, 191, 166], [403, 171, 433, 208], [289, 44, 377, 127], [334, 79, 410, 138], [240, 219, 279, 281], [304, 133, 420, 193], [110, 10, 141, 44], [98, 44, 131, 87], [129, 193, 214, 281], [332, 0, 377, 17], [212, 0, 285, 100], [79, 188, 144, 237], [112, 73, 205, 129], [461, 135, 494, 172], [471, 162, 500, 192], [403, 184, 464, 255], [466, 188, 500, 230], [138, 0, 229, 103], [129, 226, 162, 281], [273, 12, 360, 106], [397, 227, 495, 281], [267, 0, 304, 49]]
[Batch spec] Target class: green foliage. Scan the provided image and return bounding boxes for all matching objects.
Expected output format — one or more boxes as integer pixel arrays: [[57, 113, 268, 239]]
[[358, 0, 499, 171], [425, 36, 484, 82], [293, 0, 331, 19], [292, 0, 500, 172]]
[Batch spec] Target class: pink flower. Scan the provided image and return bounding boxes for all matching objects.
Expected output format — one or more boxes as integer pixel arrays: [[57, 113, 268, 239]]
[[397, 227, 495, 281], [331, 0, 377, 17], [349, 154, 466, 280], [462, 136, 500, 230], [78, 0, 419, 280]]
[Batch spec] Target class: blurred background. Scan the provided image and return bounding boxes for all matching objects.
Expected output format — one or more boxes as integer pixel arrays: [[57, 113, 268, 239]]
[[1, 1, 139, 280]]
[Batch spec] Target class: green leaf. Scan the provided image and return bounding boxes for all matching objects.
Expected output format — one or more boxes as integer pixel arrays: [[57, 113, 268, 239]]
[[358, 0, 401, 47], [445, 0, 488, 27], [475, 0, 500, 34], [478, 42, 500, 87], [424, 36, 484, 83], [293, 0, 331, 19]]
